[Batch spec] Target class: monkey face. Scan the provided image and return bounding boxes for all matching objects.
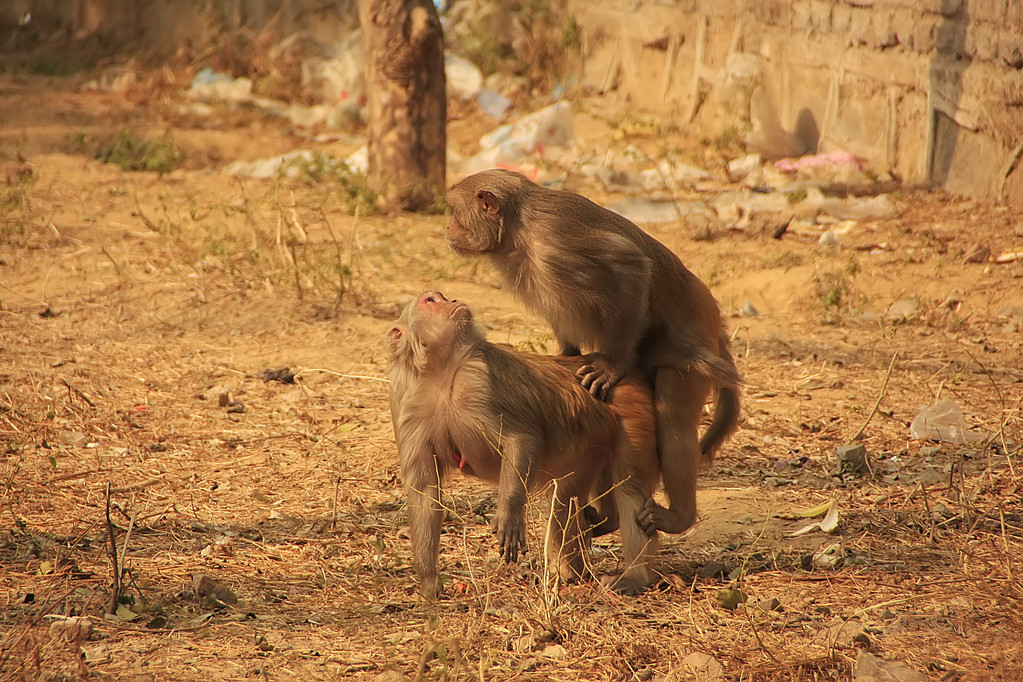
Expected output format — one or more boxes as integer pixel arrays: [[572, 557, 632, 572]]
[[445, 176, 511, 255], [399, 291, 476, 349], [445, 214, 483, 255], [416, 291, 470, 322], [388, 291, 480, 368]]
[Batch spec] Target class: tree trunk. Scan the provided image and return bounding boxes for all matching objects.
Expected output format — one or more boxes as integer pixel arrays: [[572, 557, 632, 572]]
[[356, 0, 446, 213]]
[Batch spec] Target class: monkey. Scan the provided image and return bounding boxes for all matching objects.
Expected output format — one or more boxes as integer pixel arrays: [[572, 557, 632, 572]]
[[387, 291, 661, 597], [445, 169, 741, 537]]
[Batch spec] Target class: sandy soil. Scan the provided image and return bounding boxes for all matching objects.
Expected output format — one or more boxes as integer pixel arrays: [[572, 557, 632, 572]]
[[1, 72, 1022, 680]]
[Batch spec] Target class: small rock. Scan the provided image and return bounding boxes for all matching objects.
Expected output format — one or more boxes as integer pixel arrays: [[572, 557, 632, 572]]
[[812, 542, 845, 569], [48, 616, 92, 640], [853, 650, 927, 682], [836, 444, 867, 472], [374, 671, 410, 682], [516, 657, 539, 673], [258, 367, 296, 383], [755, 597, 782, 612], [885, 298, 918, 320], [920, 445, 941, 457], [963, 244, 990, 263], [200, 384, 232, 405], [681, 651, 725, 680], [697, 562, 727, 579], [80, 644, 110, 664], [57, 429, 88, 446], [917, 466, 943, 486], [226, 401, 245, 413], [818, 618, 864, 647], [727, 153, 762, 181], [740, 301, 761, 318], [192, 572, 238, 607]]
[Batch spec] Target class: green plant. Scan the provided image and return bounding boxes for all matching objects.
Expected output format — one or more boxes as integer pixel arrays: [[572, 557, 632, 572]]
[[279, 152, 377, 215], [714, 125, 744, 152], [0, 166, 35, 246], [786, 188, 808, 203], [560, 15, 580, 51], [99, 131, 180, 174], [763, 250, 807, 269], [23, 55, 84, 76], [517, 331, 553, 354]]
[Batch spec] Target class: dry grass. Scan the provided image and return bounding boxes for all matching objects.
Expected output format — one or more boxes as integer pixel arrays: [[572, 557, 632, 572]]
[[1, 74, 1023, 681]]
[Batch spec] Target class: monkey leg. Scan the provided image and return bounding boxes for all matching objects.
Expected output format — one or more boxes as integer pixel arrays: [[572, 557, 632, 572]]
[[602, 434, 661, 595], [602, 483, 661, 595], [582, 502, 618, 538], [637, 366, 712, 536], [545, 479, 592, 583], [403, 461, 445, 598], [582, 464, 619, 538]]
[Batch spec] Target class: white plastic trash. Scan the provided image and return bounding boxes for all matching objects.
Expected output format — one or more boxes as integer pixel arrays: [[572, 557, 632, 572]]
[[909, 399, 986, 444]]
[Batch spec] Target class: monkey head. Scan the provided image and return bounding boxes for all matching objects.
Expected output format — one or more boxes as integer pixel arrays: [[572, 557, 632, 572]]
[[387, 291, 481, 367], [445, 169, 531, 256]]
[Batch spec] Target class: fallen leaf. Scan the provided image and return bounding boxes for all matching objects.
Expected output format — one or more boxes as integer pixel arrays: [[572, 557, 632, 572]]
[[114, 603, 140, 621], [789, 498, 840, 537], [791, 498, 836, 519], [540, 644, 567, 659], [80, 644, 110, 664], [681, 651, 724, 680], [716, 588, 748, 610]]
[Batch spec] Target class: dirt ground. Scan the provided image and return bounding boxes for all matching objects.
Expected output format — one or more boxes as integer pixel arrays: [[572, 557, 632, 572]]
[[1, 69, 1022, 681]]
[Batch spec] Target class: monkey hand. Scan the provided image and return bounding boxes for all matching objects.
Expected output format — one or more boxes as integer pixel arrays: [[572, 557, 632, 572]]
[[636, 498, 668, 537], [576, 355, 621, 401], [637, 497, 695, 536], [492, 509, 527, 563]]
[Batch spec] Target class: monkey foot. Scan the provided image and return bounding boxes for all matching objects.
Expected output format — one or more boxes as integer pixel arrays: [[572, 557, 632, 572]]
[[600, 572, 656, 596], [575, 354, 620, 401], [636, 498, 694, 536]]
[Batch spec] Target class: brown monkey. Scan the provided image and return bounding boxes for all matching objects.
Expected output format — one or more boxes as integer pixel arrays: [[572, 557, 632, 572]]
[[387, 291, 660, 597], [445, 169, 741, 536]]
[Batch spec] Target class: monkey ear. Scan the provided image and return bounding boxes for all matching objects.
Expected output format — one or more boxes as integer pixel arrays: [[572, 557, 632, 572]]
[[386, 325, 404, 348], [476, 189, 500, 216]]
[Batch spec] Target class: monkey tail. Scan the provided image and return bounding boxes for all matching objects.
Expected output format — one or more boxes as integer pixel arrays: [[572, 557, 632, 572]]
[[695, 331, 742, 462]]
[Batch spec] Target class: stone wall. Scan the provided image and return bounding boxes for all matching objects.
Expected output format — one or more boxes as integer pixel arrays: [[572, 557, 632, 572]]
[[569, 0, 1023, 204]]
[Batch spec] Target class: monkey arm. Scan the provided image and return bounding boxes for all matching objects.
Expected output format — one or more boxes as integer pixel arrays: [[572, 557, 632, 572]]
[[558, 340, 581, 356], [490, 432, 537, 564], [540, 234, 653, 399]]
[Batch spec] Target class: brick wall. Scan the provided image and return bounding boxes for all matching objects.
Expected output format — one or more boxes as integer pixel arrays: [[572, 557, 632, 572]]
[[569, 0, 1023, 204]]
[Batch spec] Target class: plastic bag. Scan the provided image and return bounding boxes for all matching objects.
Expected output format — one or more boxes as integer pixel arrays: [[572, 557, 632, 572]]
[[909, 399, 986, 444]]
